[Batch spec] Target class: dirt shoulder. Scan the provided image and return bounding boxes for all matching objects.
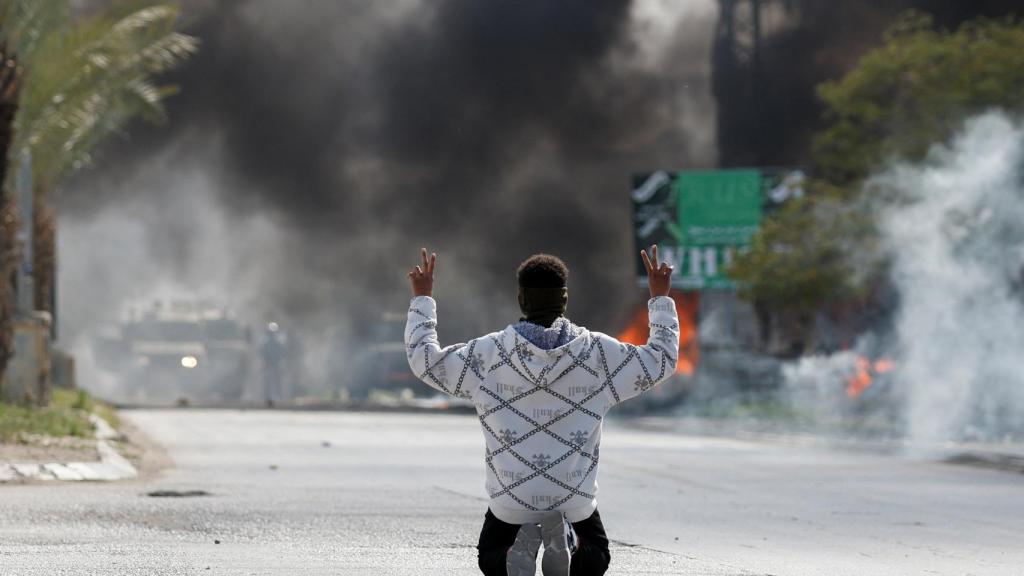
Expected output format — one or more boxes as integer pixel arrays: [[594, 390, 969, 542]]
[[114, 412, 172, 481]]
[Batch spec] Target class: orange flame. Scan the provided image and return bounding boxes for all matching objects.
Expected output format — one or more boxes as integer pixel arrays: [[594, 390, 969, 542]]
[[617, 292, 699, 375], [846, 357, 895, 398], [873, 359, 895, 373]]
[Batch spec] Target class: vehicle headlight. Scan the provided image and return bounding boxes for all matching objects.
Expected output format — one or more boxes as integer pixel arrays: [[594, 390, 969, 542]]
[[181, 355, 199, 369]]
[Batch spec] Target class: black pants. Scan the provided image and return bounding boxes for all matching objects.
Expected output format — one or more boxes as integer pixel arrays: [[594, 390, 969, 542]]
[[477, 508, 611, 576]]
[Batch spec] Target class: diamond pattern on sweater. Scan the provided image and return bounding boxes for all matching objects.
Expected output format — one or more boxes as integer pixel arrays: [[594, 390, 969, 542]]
[[404, 295, 679, 519]]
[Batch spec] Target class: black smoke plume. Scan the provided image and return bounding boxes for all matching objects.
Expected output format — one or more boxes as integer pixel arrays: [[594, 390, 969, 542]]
[[62, 0, 718, 394], [62, 1, 1024, 398]]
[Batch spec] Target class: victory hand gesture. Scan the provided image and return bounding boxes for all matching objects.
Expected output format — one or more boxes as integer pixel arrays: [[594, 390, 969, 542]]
[[641, 244, 673, 298], [408, 248, 437, 297]]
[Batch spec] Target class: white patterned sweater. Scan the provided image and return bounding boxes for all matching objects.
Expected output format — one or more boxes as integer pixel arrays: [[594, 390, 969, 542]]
[[405, 295, 680, 524]]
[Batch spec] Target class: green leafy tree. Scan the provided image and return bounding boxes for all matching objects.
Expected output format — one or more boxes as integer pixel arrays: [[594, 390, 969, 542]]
[[730, 12, 1024, 350], [813, 12, 1024, 186]]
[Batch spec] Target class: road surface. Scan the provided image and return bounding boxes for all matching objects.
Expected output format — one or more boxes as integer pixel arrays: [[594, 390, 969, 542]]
[[1, 409, 1021, 575]]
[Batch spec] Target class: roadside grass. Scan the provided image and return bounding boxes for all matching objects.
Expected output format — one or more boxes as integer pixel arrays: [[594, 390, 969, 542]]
[[0, 389, 118, 444], [54, 388, 121, 430]]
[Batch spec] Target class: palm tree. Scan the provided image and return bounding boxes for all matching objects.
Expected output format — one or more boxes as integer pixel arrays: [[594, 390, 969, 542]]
[[0, 0, 196, 393], [0, 43, 22, 388], [16, 2, 198, 323]]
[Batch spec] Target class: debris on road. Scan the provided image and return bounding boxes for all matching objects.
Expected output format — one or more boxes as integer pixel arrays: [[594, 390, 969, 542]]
[[147, 490, 211, 498], [945, 451, 1024, 474]]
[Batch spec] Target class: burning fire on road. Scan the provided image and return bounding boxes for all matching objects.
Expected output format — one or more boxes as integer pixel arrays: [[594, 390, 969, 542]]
[[846, 357, 896, 399], [617, 292, 700, 376]]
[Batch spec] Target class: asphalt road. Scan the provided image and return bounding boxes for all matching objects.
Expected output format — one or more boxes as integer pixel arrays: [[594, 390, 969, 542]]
[[1, 409, 1022, 575]]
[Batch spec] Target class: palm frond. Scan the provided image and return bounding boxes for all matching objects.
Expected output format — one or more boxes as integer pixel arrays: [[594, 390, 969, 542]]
[[110, 5, 178, 36], [10, 0, 198, 180], [0, 0, 71, 63]]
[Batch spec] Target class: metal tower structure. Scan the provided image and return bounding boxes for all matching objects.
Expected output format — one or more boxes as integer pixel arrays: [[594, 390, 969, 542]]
[[717, 0, 767, 68], [713, 0, 795, 167], [718, 0, 800, 62]]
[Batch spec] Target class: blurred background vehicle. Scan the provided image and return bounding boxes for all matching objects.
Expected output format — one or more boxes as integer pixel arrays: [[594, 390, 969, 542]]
[[92, 301, 255, 405], [346, 311, 422, 402]]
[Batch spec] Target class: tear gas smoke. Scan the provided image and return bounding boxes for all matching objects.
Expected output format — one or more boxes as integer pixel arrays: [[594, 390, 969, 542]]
[[876, 112, 1024, 445], [60, 1, 720, 400], [781, 334, 897, 434], [783, 113, 1024, 445]]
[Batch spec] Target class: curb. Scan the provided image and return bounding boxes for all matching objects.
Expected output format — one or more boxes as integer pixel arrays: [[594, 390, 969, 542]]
[[0, 414, 138, 483]]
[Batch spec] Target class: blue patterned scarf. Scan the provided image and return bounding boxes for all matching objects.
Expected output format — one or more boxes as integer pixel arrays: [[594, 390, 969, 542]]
[[513, 317, 583, 350]]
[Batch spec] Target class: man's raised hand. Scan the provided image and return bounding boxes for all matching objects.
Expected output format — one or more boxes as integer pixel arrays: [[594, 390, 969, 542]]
[[641, 244, 673, 298], [408, 247, 436, 297]]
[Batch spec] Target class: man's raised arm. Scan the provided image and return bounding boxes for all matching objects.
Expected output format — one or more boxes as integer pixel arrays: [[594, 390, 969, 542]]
[[404, 248, 480, 399], [603, 245, 680, 405]]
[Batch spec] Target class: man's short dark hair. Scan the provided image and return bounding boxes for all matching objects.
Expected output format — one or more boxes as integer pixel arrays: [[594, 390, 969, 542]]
[[517, 254, 569, 288]]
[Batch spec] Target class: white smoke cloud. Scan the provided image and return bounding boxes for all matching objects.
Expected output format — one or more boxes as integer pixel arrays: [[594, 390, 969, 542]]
[[873, 112, 1024, 446], [779, 112, 1024, 446], [57, 135, 329, 401], [60, 137, 293, 337], [782, 350, 863, 421]]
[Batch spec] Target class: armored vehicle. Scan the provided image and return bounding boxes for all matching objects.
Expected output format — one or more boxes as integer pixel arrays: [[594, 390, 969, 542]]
[[94, 301, 254, 405]]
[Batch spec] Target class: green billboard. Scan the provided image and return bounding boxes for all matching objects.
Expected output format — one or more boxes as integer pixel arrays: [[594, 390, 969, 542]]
[[631, 169, 804, 290]]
